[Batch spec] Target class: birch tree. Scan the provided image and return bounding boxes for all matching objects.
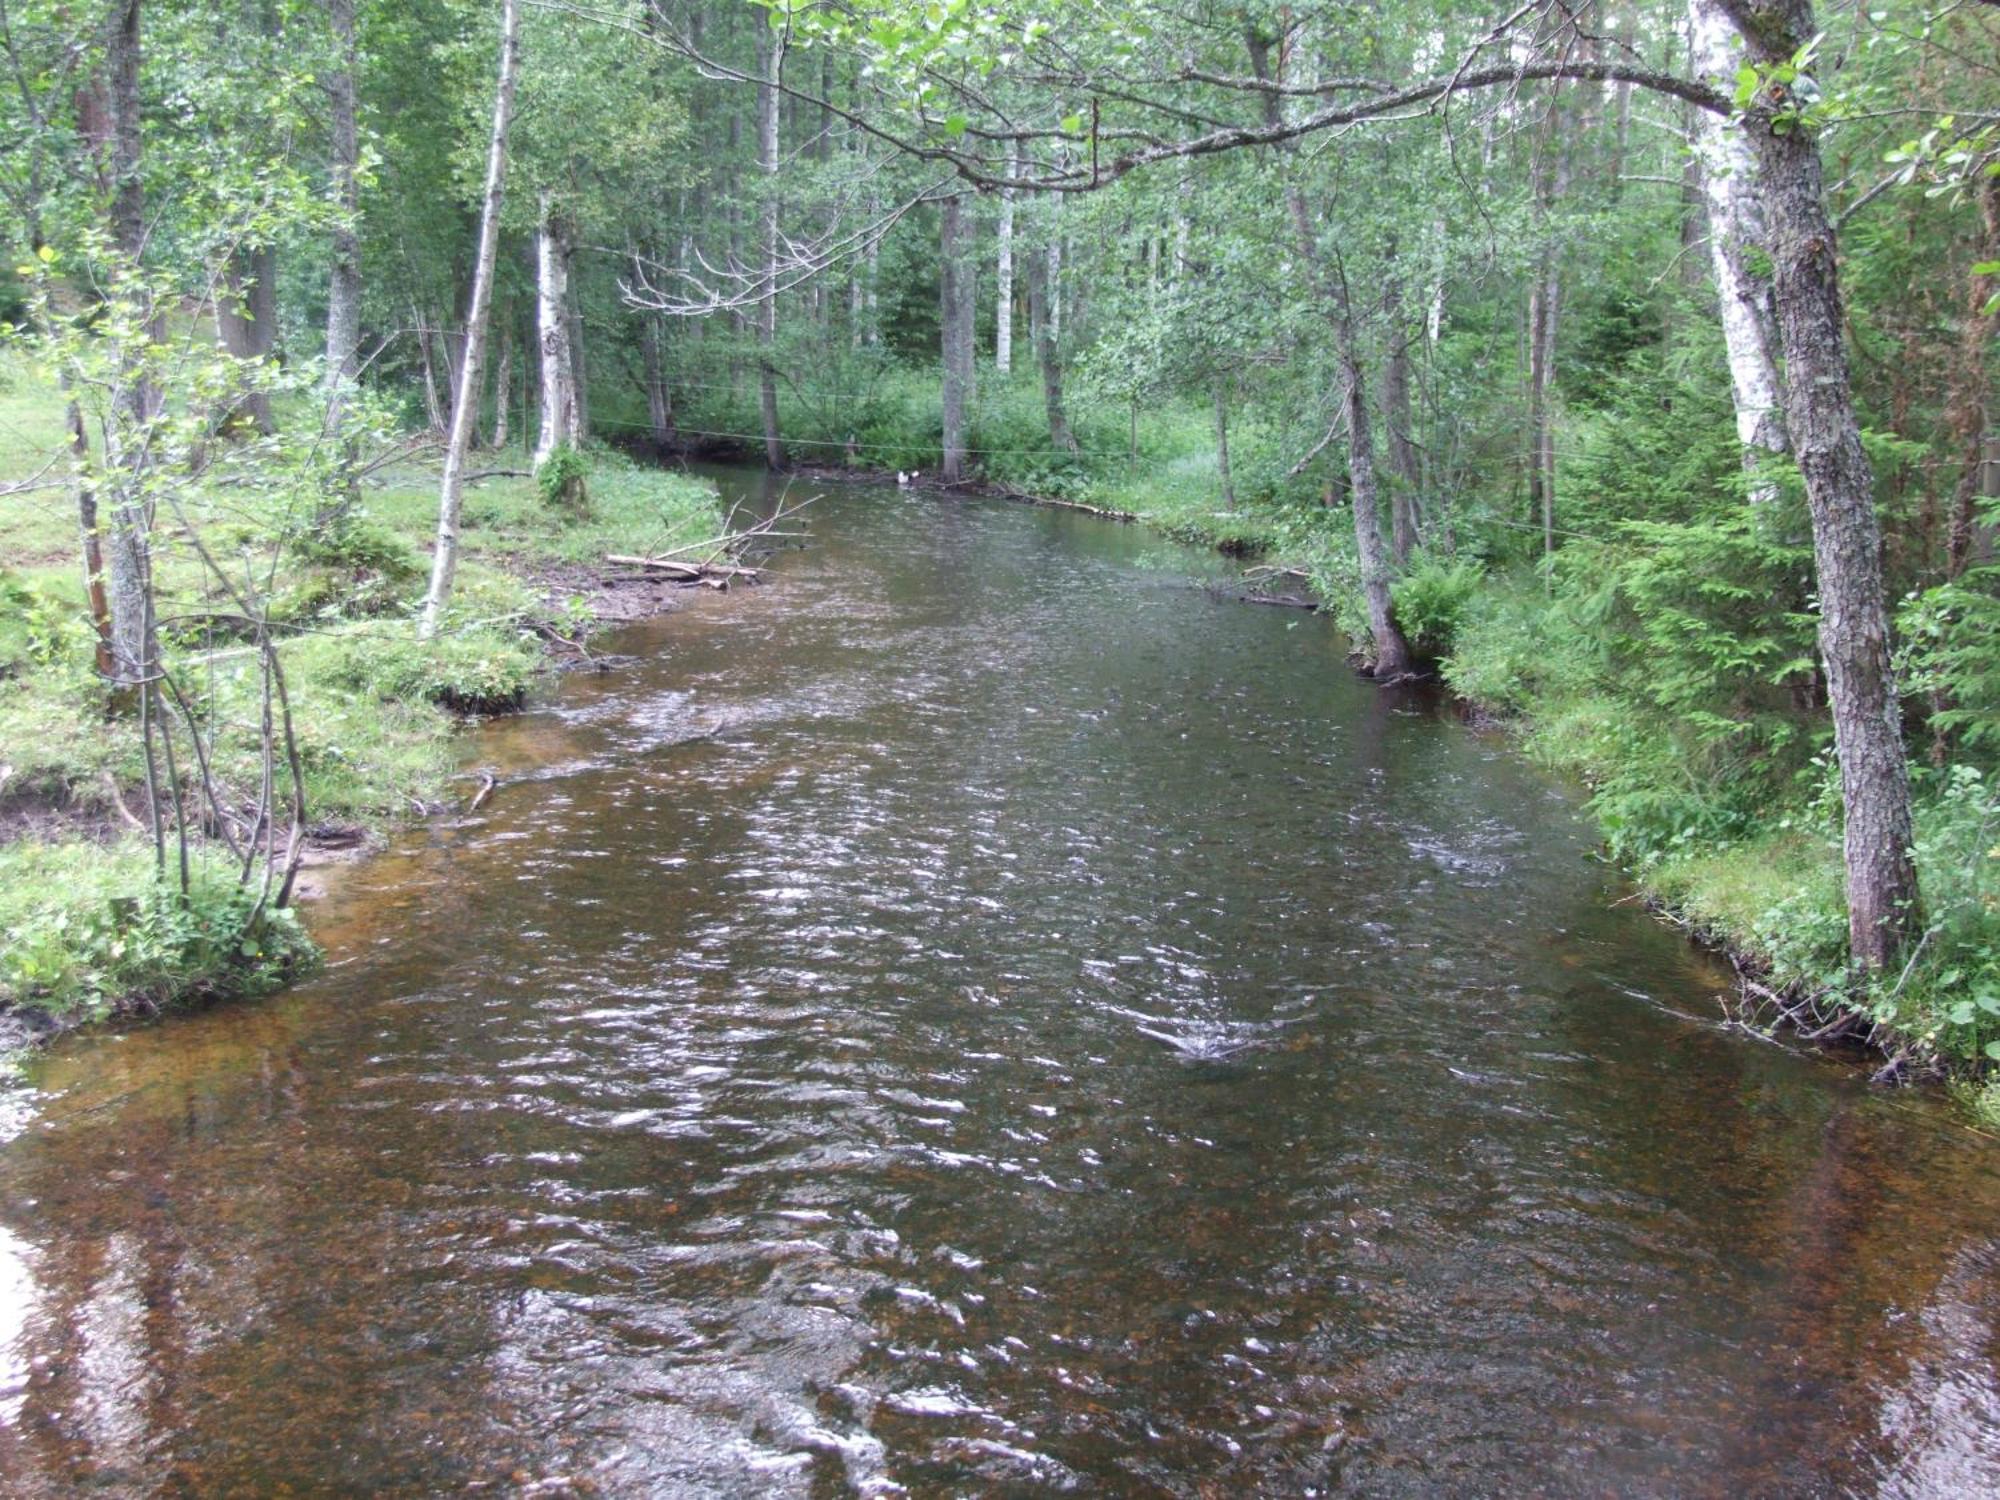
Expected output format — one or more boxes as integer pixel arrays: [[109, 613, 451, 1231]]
[[420, 0, 520, 636]]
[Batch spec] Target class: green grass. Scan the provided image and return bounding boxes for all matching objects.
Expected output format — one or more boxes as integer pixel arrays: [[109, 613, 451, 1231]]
[[0, 839, 315, 1021], [0, 354, 722, 1029]]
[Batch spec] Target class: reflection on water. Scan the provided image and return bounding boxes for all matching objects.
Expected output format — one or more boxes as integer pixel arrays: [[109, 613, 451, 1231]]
[[2, 470, 1998, 1496]]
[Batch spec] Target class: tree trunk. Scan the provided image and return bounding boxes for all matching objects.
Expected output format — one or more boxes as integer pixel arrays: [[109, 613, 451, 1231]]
[[217, 248, 276, 434], [1047, 234, 1062, 348], [940, 194, 973, 483], [1381, 278, 1421, 564], [567, 283, 590, 442], [1690, 0, 1789, 494], [1728, 0, 1918, 968], [1527, 257, 1561, 558], [1945, 157, 1998, 578], [1527, 114, 1570, 558], [1339, 317, 1413, 679], [101, 0, 155, 690], [324, 0, 362, 406], [757, 24, 784, 467], [1212, 377, 1236, 510], [533, 197, 580, 469], [491, 321, 512, 451], [1286, 180, 1413, 678], [995, 148, 1016, 373], [68, 394, 114, 680], [420, 0, 519, 636], [1024, 241, 1076, 454], [642, 313, 675, 449]]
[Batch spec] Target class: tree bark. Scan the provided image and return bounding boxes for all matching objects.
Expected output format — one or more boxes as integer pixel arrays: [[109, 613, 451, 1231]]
[[1024, 240, 1076, 454], [996, 147, 1015, 373], [1689, 0, 1789, 494], [1338, 310, 1413, 679], [940, 194, 973, 483], [101, 0, 155, 690], [1725, 0, 1918, 968], [1945, 157, 1998, 578], [1381, 276, 1421, 564], [217, 247, 276, 434], [533, 196, 580, 469], [491, 318, 512, 451], [1282, 176, 1413, 677], [323, 0, 362, 408], [567, 279, 590, 441], [641, 312, 676, 449], [420, 0, 519, 636], [68, 394, 115, 680], [1527, 110, 1571, 558], [757, 23, 784, 467], [1212, 376, 1236, 510]]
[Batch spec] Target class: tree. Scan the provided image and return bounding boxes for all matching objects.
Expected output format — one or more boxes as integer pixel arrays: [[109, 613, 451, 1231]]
[[420, 0, 520, 635], [1688, 0, 1788, 494], [1721, 0, 1920, 966]]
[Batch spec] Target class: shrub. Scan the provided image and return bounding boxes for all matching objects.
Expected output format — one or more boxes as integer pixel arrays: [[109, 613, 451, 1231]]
[[0, 842, 316, 1021], [1391, 555, 1484, 663], [1899, 568, 2000, 766], [537, 442, 590, 513]]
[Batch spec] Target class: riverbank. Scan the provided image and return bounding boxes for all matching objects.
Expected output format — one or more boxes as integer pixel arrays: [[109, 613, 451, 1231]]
[[0, 369, 728, 1048], [765, 443, 2000, 1122]]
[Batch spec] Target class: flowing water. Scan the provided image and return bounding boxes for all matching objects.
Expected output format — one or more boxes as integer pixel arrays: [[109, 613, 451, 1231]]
[[3, 470, 1998, 1497]]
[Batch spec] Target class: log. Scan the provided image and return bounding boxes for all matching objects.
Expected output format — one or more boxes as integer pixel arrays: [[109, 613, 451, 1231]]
[[603, 554, 762, 581]]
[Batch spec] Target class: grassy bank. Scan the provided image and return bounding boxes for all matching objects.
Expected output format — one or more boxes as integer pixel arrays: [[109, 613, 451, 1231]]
[[0, 355, 722, 1039]]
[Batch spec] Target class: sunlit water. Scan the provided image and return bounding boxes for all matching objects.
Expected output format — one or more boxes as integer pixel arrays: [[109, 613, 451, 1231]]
[[3, 471, 1998, 1496]]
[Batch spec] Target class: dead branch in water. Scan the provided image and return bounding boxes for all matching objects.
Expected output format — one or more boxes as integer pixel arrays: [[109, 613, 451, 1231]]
[[604, 490, 821, 582], [604, 555, 762, 582]]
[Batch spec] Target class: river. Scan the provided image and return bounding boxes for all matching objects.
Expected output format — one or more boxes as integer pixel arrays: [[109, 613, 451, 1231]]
[[2, 469, 1997, 1496]]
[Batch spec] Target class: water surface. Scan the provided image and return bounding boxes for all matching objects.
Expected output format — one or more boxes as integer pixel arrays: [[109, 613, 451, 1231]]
[[3, 471, 1998, 1496]]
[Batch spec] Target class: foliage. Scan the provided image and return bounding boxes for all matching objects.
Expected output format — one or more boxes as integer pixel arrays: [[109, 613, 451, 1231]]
[[1899, 568, 2000, 763], [0, 843, 316, 1022], [536, 441, 591, 513], [1390, 555, 1484, 663]]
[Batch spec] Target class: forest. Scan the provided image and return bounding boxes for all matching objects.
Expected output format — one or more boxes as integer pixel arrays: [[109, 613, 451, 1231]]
[[6, 3, 2000, 1492], [0, 0, 1997, 1096]]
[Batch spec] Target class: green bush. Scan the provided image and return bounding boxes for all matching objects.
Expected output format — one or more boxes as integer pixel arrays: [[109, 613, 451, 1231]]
[[1391, 555, 1484, 662], [308, 622, 543, 714], [0, 842, 316, 1021], [537, 442, 591, 513], [1899, 567, 2000, 766]]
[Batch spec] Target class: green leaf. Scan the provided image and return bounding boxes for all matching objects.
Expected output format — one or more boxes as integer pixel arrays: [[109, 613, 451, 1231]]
[[1972, 261, 2000, 276], [1061, 112, 1084, 134]]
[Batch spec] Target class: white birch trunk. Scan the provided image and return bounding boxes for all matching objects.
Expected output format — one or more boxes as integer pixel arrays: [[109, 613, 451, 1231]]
[[995, 149, 1015, 373], [420, 0, 519, 636], [533, 197, 579, 469], [1689, 0, 1789, 493], [757, 25, 784, 467]]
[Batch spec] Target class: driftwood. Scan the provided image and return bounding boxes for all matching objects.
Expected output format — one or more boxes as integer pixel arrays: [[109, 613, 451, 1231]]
[[605, 554, 762, 582], [990, 482, 1140, 521], [603, 489, 821, 585]]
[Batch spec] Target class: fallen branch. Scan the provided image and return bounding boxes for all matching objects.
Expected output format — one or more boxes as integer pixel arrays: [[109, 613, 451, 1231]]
[[604, 554, 763, 581]]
